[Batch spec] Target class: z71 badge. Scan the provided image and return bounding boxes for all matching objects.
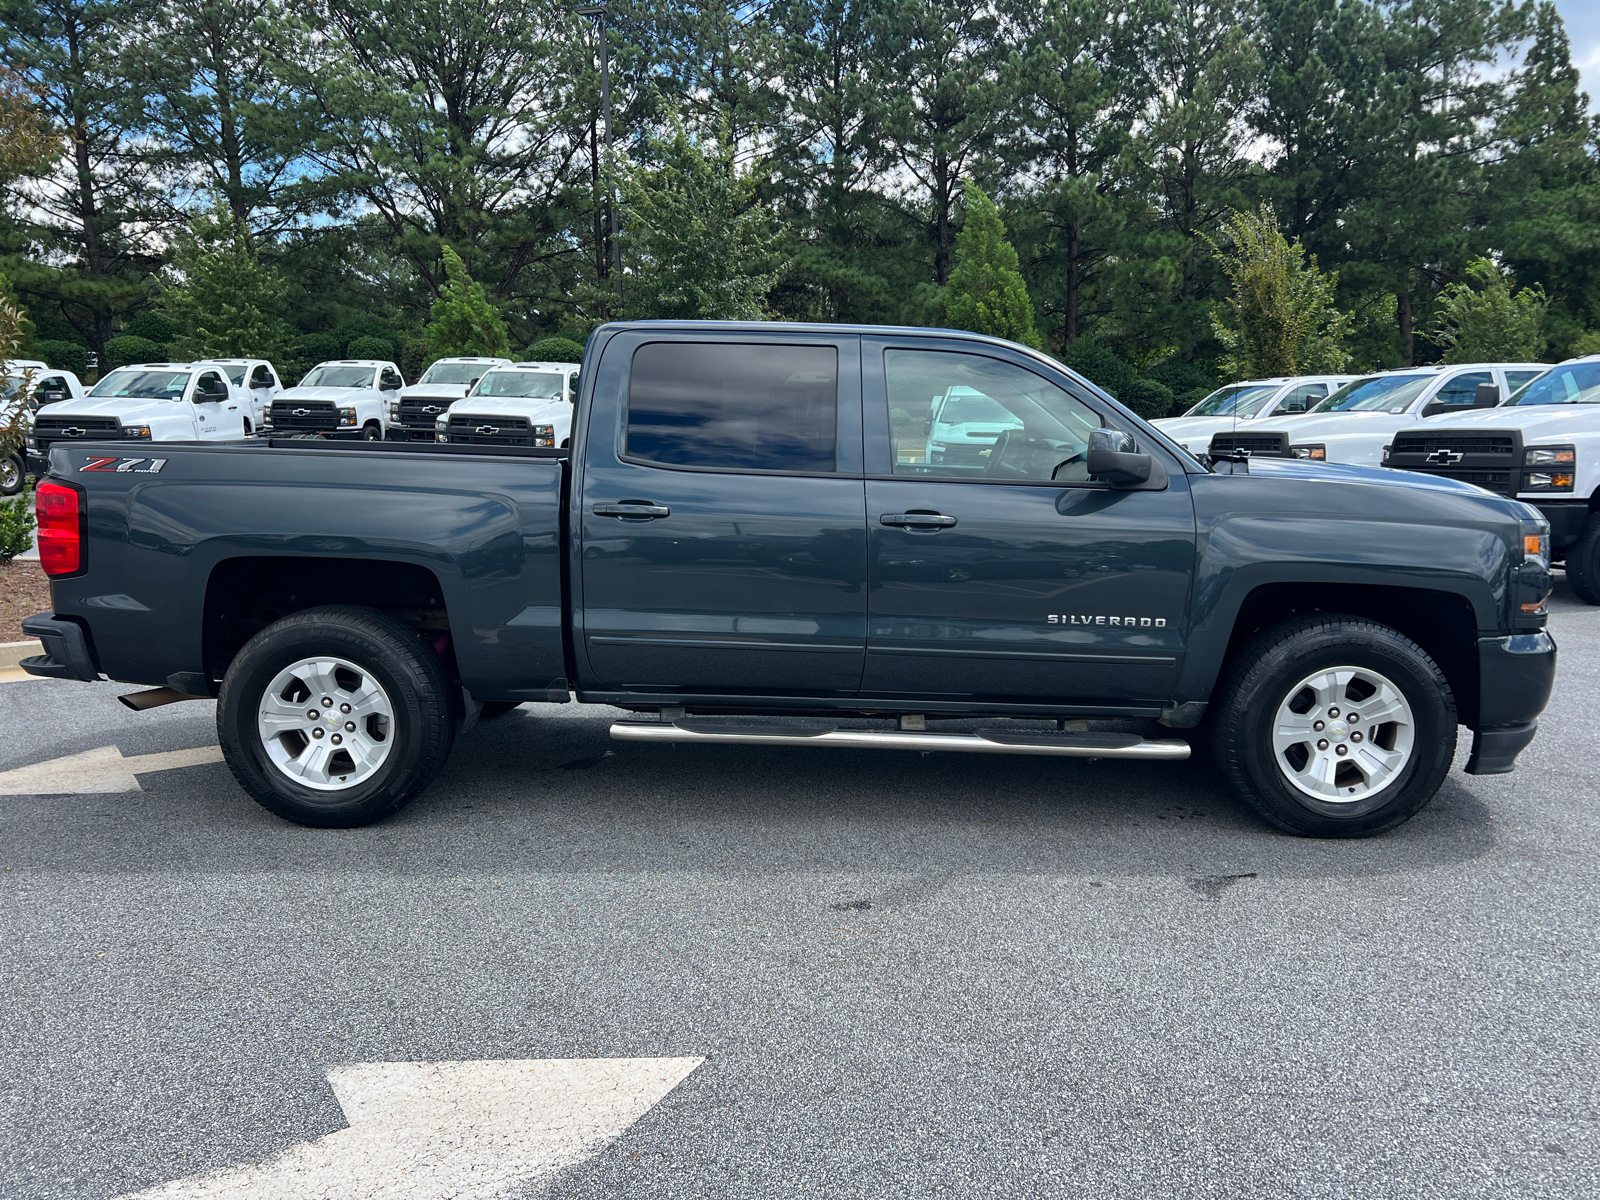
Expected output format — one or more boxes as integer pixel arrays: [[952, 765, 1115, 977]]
[[80, 456, 168, 474]]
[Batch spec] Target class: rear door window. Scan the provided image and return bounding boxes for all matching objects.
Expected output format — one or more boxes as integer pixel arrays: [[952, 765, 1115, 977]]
[[625, 342, 839, 473], [1504, 369, 1542, 394]]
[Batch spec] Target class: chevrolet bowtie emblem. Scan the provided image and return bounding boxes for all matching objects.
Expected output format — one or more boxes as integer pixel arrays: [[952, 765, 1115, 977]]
[[422, 405, 443, 414], [292, 408, 311, 417], [475, 425, 499, 436], [62, 427, 87, 437], [1425, 449, 1464, 465]]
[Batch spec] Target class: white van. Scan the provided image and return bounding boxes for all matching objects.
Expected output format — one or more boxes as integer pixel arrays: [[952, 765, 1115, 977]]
[[1210, 362, 1549, 465], [387, 355, 512, 441], [25, 362, 254, 475], [269, 359, 402, 440], [1153, 375, 1356, 456], [196, 359, 283, 431], [434, 361, 580, 448]]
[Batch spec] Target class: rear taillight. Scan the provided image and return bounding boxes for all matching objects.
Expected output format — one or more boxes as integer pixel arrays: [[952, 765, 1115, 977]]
[[35, 480, 85, 577]]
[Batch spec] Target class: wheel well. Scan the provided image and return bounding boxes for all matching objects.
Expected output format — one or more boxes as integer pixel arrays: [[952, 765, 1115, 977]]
[[203, 557, 451, 683], [1223, 583, 1478, 720]]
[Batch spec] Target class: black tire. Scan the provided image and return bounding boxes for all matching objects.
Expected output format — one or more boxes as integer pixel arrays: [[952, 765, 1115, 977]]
[[362, 422, 383, 441], [478, 700, 522, 720], [0, 453, 23, 496], [217, 605, 455, 827], [1562, 512, 1600, 604], [1211, 614, 1457, 838]]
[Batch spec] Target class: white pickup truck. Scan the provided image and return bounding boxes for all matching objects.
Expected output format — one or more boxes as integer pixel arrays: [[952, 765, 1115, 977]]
[[268, 359, 403, 440], [433, 361, 580, 448], [1207, 362, 1549, 465], [197, 358, 283, 432], [4, 360, 90, 494], [1386, 355, 1600, 601], [386, 355, 511, 441], [24, 362, 256, 478], [1152, 374, 1356, 457]]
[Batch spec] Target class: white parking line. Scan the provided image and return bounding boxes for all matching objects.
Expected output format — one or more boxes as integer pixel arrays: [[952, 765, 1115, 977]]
[[0, 744, 224, 794], [116, 1057, 705, 1199]]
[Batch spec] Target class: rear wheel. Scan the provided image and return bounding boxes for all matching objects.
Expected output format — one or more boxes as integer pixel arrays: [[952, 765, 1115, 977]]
[[0, 453, 22, 496], [218, 605, 455, 827], [1562, 513, 1600, 604], [1211, 614, 1456, 837]]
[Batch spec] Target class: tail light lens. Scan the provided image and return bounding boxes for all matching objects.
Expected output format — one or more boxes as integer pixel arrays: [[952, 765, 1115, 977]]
[[35, 480, 85, 577]]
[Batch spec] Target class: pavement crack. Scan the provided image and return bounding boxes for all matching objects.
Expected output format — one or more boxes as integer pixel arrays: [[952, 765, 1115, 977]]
[[1188, 872, 1258, 901]]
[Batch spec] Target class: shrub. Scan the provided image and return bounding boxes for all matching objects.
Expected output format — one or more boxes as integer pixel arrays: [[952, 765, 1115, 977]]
[[1142, 355, 1216, 398], [104, 335, 165, 369], [294, 332, 341, 362], [1118, 378, 1177, 420], [347, 335, 396, 362], [331, 320, 394, 355], [33, 340, 88, 376], [0, 493, 35, 562], [1058, 338, 1136, 398], [123, 311, 180, 345], [525, 336, 584, 364]]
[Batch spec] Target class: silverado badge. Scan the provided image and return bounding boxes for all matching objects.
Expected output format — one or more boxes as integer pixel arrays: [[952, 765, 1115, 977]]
[[1048, 614, 1167, 627]]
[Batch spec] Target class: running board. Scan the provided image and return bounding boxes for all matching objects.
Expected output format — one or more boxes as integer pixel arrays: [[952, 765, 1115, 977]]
[[609, 719, 1190, 760]]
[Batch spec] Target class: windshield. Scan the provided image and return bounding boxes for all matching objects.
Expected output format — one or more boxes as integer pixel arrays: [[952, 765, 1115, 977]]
[[1313, 374, 1432, 413], [421, 362, 490, 386], [210, 364, 248, 385], [472, 370, 565, 399], [299, 365, 375, 389], [1184, 383, 1280, 418], [936, 388, 1019, 425], [90, 369, 192, 399], [1509, 362, 1600, 405]]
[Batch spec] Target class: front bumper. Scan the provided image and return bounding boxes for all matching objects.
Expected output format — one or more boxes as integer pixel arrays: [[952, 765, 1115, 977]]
[[1463, 630, 1556, 775], [1525, 501, 1590, 552], [19, 613, 100, 681], [386, 425, 437, 442]]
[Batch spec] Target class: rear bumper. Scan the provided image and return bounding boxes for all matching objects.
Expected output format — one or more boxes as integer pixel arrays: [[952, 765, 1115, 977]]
[[19, 613, 100, 681], [1464, 631, 1556, 774]]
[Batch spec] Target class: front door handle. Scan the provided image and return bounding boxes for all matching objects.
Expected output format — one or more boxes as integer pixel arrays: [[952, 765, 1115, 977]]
[[593, 502, 671, 520], [880, 512, 957, 529]]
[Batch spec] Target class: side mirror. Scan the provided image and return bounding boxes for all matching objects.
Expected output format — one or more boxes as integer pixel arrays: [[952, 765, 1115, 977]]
[[1087, 429, 1153, 487], [923, 416, 933, 434], [381, 379, 400, 391], [198, 381, 228, 401], [37, 388, 67, 404], [1473, 382, 1500, 407], [1279, 399, 1305, 414]]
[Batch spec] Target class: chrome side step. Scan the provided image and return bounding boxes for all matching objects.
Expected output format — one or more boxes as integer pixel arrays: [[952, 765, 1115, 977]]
[[609, 719, 1190, 761]]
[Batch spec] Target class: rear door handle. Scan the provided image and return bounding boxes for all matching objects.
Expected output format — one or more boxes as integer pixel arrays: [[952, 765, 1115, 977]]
[[880, 512, 957, 529], [592, 502, 671, 519]]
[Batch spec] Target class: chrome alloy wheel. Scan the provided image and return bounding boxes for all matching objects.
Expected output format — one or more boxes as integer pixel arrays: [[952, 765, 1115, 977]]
[[1272, 666, 1415, 803], [0, 455, 20, 493], [257, 656, 394, 790]]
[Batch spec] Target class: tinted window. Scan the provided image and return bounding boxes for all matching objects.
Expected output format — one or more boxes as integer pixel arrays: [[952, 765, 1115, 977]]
[[1275, 382, 1326, 414], [300, 365, 375, 388], [887, 350, 1102, 482], [1186, 384, 1279, 417], [91, 369, 192, 399], [217, 364, 249, 385], [626, 343, 838, 472], [1434, 371, 1492, 407], [475, 370, 565, 399], [251, 365, 275, 387], [1504, 369, 1543, 394], [1315, 375, 1431, 412], [1510, 362, 1600, 405], [421, 361, 491, 385]]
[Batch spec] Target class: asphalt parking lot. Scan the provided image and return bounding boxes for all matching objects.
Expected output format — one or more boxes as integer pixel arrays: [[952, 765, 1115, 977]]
[[2, 586, 1596, 1199]]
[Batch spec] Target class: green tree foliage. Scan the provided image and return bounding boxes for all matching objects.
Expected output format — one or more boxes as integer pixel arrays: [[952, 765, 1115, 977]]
[[527, 337, 584, 364], [1, 277, 34, 463], [0, 493, 35, 561], [34, 340, 87, 375], [104, 335, 163, 368], [944, 182, 1041, 348], [1207, 203, 1351, 378], [1058, 338, 1136, 396], [611, 118, 777, 321], [124, 311, 179, 346], [347, 335, 397, 362], [1432, 258, 1548, 364], [160, 209, 293, 362], [424, 246, 511, 359], [0, 66, 58, 181]]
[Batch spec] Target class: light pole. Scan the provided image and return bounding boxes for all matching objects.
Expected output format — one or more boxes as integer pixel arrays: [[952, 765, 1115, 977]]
[[576, 3, 622, 299]]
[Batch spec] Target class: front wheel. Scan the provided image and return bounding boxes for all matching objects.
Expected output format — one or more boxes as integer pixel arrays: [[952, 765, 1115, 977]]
[[1562, 512, 1600, 604], [217, 605, 455, 827], [362, 422, 383, 441], [0, 453, 22, 496], [1211, 614, 1457, 837]]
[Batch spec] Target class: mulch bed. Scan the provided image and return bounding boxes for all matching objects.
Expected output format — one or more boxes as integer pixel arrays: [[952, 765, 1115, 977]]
[[1, 559, 50, 644]]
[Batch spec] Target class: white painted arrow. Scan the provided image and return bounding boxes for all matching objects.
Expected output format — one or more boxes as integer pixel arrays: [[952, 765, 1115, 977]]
[[0, 744, 224, 795], [117, 1057, 704, 1200]]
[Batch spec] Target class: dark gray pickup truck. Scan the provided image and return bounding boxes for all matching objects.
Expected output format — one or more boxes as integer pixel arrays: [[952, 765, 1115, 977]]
[[22, 322, 1557, 836]]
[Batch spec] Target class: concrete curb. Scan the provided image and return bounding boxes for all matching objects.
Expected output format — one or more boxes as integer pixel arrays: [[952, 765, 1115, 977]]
[[1, 640, 43, 669]]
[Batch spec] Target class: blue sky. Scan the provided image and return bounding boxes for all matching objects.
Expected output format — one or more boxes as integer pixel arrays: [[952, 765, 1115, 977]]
[[1552, 0, 1599, 108]]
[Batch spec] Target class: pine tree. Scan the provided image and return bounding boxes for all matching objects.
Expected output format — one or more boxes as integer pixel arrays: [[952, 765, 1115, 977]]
[[1207, 202, 1351, 378], [160, 208, 293, 361], [1432, 258, 1548, 364], [424, 246, 511, 359], [944, 181, 1041, 348]]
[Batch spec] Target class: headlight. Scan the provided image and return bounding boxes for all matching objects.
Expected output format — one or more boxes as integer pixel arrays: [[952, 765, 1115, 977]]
[[388, 400, 401, 419], [1381, 444, 1391, 464], [338, 407, 357, 426], [533, 423, 554, 447], [1516, 519, 1553, 621], [1290, 444, 1326, 460], [25, 437, 38, 450], [1524, 445, 1575, 467], [122, 423, 152, 439], [1523, 471, 1574, 491]]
